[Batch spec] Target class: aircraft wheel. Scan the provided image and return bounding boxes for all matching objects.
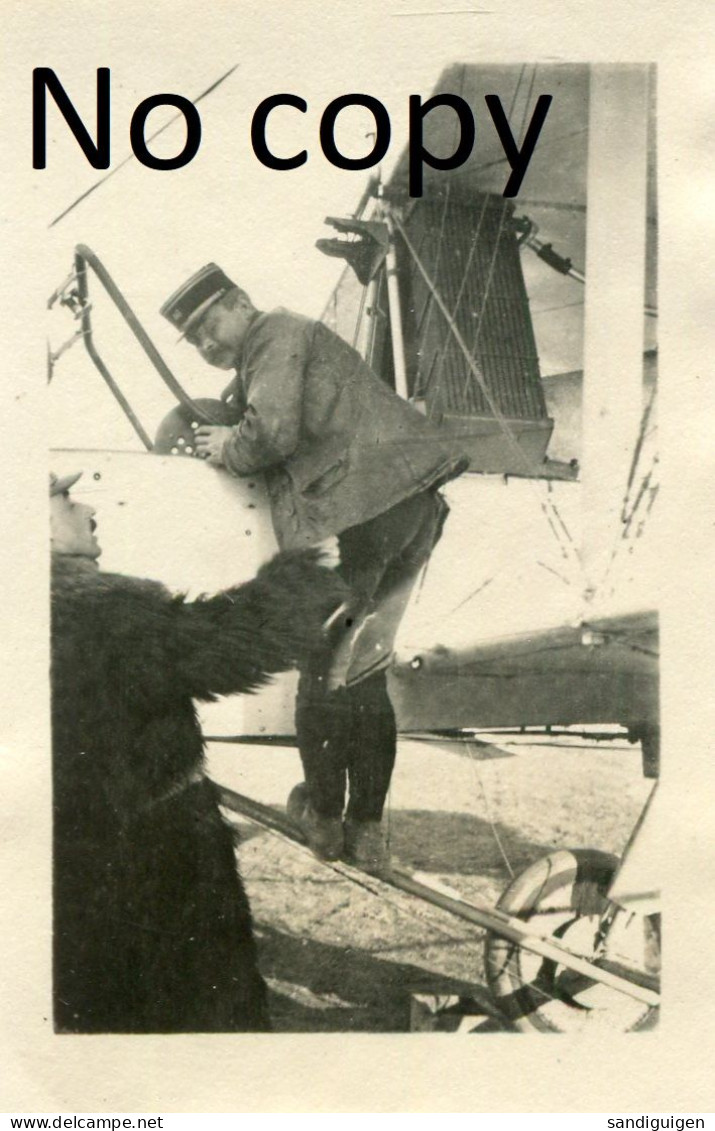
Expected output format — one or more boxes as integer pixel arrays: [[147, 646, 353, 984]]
[[484, 848, 659, 1033]]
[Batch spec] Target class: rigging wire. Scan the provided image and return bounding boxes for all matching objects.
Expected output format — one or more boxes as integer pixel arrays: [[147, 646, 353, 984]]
[[622, 459, 658, 535], [461, 67, 538, 405], [422, 188, 491, 406], [350, 279, 369, 349], [48, 64, 239, 228], [590, 380, 659, 599], [413, 181, 453, 404], [531, 299, 585, 316], [425, 65, 527, 410], [466, 741, 515, 878]]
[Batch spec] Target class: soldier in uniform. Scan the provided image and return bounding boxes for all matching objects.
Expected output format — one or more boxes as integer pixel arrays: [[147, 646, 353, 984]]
[[159, 265, 468, 871]]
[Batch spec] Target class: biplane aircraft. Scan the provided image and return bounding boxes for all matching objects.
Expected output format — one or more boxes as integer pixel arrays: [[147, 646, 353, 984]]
[[49, 62, 660, 1032]]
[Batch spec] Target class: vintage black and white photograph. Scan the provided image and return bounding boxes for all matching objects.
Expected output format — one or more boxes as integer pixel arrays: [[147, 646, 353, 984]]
[[45, 57, 660, 1035], [2, 0, 713, 1115]]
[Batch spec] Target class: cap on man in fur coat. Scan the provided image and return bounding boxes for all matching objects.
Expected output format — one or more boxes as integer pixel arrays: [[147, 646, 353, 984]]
[[50, 472, 347, 1033]]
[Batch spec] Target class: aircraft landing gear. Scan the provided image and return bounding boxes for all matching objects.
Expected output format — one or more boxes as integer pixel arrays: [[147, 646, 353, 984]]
[[484, 848, 659, 1032]]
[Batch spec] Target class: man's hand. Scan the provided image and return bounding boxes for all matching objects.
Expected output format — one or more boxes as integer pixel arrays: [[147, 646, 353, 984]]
[[314, 536, 341, 571], [194, 425, 235, 466]]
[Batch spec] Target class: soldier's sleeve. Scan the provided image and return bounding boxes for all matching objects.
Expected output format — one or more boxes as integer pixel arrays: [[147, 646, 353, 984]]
[[221, 311, 312, 475]]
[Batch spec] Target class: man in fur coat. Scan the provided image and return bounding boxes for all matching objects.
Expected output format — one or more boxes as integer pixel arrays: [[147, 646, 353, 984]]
[[50, 470, 346, 1033]]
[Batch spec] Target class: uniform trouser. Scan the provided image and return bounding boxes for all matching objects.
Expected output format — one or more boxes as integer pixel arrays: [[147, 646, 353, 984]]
[[295, 489, 447, 822]]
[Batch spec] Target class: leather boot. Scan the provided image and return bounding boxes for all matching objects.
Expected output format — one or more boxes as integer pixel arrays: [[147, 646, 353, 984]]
[[286, 783, 344, 862], [343, 817, 390, 874]]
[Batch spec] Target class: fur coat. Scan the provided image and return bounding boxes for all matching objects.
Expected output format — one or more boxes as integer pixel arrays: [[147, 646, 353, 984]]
[[51, 549, 345, 1033]]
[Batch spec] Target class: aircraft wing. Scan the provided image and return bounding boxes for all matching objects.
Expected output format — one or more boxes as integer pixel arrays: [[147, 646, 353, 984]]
[[390, 607, 658, 745]]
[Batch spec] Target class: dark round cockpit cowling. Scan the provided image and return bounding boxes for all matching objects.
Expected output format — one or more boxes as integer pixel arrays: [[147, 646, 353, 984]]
[[154, 398, 242, 456]]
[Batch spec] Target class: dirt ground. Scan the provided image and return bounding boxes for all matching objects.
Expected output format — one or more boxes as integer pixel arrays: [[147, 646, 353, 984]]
[[206, 731, 654, 1032]]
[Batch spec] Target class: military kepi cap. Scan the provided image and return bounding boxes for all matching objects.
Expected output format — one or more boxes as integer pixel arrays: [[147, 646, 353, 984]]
[[160, 264, 236, 339], [50, 471, 82, 496]]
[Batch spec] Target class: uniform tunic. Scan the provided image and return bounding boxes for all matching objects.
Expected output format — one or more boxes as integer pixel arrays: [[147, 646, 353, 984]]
[[217, 308, 467, 821]]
